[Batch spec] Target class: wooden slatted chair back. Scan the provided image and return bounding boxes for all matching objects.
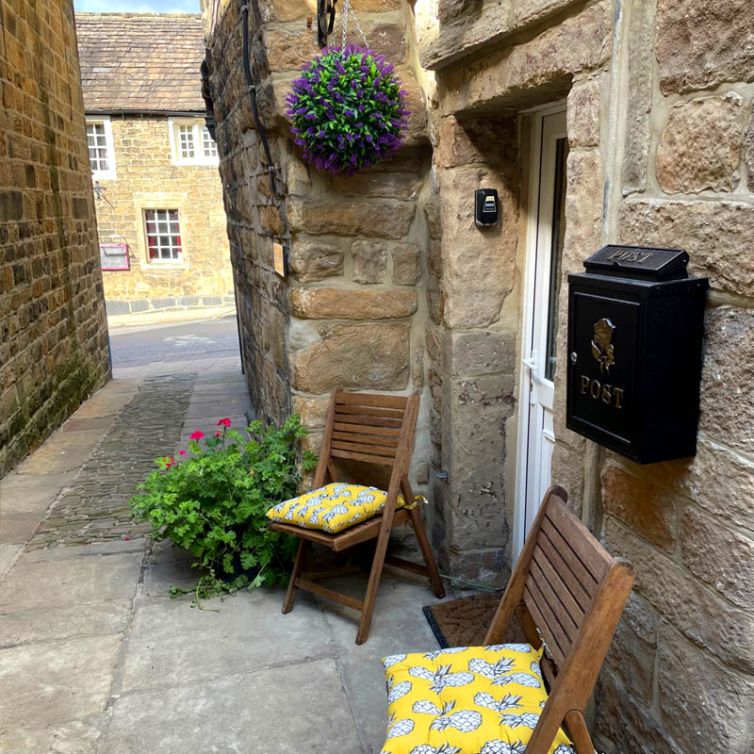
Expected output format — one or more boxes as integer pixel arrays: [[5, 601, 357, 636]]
[[484, 487, 634, 753], [522, 491, 611, 671], [317, 391, 417, 477]]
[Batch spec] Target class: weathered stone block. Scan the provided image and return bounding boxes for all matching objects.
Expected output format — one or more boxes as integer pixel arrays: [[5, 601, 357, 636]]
[[291, 394, 330, 427], [292, 323, 410, 393], [680, 504, 754, 609], [562, 148, 603, 272], [566, 77, 602, 148], [439, 165, 518, 328], [328, 171, 423, 201], [745, 113, 754, 192], [263, 26, 319, 72], [352, 241, 387, 284], [603, 516, 754, 674], [657, 624, 754, 754], [699, 307, 754, 456], [595, 671, 686, 754], [392, 243, 420, 285], [288, 240, 344, 282], [601, 459, 676, 551], [288, 198, 416, 238], [261, 0, 316, 22], [550, 442, 585, 516], [438, 1, 611, 112], [622, 0, 655, 193], [656, 0, 754, 94], [605, 613, 656, 701], [656, 94, 745, 193], [423, 201, 440, 243], [289, 288, 417, 319], [618, 201, 754, 298], [435, 116, 517, 168], [445, 330, 515, 378]]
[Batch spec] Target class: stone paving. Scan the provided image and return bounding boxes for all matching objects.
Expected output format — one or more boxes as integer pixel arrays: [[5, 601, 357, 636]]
[[0, 325, 447, 753]]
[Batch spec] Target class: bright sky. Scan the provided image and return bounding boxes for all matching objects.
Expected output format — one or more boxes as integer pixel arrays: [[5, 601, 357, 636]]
[[74, 0, 200, 12]]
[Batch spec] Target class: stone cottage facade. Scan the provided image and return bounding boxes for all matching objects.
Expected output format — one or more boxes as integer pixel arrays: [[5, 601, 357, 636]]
[[0, 0, 110, 476], [202, 0, 754, 751], [76, 13, 234, 316]]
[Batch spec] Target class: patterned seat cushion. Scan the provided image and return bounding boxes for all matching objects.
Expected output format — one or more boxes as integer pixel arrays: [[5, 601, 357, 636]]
[[266, 482, 413, 534], [380, 644, 574, 754]]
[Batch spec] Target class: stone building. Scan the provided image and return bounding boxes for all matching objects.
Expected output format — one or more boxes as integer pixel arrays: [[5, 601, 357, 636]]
[[76, 13, 234, 316], [202, 0, 754, 751], [0, 0, 110, 476]]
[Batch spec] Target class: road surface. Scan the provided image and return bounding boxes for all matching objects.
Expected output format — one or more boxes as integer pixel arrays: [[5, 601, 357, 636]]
[[109, 316, 241, 368]]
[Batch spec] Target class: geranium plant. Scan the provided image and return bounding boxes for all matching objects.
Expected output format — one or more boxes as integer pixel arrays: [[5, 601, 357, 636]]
[[130, 416, 317, 601], [286, 45, 409, 174]]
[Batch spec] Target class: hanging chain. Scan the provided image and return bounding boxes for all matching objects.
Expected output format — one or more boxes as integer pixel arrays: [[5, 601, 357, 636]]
[[339, 0, 368, 50]]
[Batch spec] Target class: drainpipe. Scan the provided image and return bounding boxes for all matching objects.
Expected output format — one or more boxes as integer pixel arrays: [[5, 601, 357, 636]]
[[240, 0, 277, 196]]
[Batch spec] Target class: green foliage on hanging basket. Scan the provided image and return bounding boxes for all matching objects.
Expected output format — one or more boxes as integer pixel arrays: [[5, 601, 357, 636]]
[[287, 45, 409, 174]]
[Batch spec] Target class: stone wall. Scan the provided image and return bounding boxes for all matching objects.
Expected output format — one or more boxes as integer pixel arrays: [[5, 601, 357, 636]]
[[203, 0, 436, 488], [424, 0, 754, 751], [204, 0, 754, 749], [0, 0, 110, 475], [92, 117, 234, 314]]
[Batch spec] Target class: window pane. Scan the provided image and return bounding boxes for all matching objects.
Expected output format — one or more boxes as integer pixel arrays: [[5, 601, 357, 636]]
[[544, 137, 569, 382], [145, 209, 183, 262]]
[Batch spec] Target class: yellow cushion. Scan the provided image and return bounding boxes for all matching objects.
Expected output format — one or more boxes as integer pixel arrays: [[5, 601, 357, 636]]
[[380, 644, 574, 754], [266, 482, 414, 534]]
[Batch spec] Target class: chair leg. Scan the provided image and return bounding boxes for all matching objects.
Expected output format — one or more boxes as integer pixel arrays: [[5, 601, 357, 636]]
[[282, 539, 310, 614], [408, 505, 446, 598], [356, 528, 391, 645]]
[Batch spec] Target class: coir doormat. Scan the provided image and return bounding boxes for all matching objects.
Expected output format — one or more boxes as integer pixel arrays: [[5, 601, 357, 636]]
[[423, 593, 502, 648], [423, 592, 530, 648]]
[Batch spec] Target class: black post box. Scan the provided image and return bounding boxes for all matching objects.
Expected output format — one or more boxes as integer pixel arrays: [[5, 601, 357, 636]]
[[567, 245, 708, 464]]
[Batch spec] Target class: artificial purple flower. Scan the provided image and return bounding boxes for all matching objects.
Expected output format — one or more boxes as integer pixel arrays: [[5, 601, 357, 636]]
[[286, 46, 408, 174]]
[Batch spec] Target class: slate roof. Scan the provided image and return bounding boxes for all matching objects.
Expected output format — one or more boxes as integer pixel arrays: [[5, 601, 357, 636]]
[[76, 13, 206, 115]]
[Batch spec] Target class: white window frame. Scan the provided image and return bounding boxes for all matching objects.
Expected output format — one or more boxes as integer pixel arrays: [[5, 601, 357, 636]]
[[168, 118, 218, 166], [86, 116, 116, 180], [143, 208, 185, 265]]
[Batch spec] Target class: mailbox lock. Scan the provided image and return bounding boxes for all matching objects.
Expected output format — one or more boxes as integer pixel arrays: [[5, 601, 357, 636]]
[[570, 352, 578, 364]]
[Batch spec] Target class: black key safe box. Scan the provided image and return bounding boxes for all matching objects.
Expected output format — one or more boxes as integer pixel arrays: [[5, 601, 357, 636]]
[[567, 245, 708, 464]]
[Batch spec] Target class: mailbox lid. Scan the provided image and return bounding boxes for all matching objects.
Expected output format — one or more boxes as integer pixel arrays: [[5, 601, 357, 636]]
[[584, 244, 689, 281], [567, 288, 641, 458]]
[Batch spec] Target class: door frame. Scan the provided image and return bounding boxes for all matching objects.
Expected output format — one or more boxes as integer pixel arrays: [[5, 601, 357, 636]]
[[512, 101, 567, 563]]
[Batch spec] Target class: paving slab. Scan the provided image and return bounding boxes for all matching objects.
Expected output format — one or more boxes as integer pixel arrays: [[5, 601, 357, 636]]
[[0, 600, 132, 647], [14, 429, 108, 475], [0, 552, 143, 611], [0, 635, 121, 728], [0, 470, 76, 510], [120, 588, 333, 692], [0, 720, 100, 754], [102, 658, 363, 754], [0, 545, 21, 582]]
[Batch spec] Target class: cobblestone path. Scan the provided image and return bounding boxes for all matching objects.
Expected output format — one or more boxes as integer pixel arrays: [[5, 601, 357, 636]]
[[28, 374, 196, 550]]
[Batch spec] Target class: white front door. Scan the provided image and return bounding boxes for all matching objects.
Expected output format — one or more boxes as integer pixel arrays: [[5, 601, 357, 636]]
[[513, 108, 568, 560]]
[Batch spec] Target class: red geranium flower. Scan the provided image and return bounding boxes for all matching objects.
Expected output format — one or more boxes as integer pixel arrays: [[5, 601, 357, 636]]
[[189, 430, 205, 441], [178, 449, 186, 456], [216, 418, 232, 427]]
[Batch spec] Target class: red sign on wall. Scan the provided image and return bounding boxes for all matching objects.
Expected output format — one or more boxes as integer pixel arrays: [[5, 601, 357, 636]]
[[99, 243, 130, 271]]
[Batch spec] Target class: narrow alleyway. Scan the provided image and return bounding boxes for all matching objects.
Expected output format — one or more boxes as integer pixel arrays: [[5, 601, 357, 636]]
[[0, 316, 440, 753]]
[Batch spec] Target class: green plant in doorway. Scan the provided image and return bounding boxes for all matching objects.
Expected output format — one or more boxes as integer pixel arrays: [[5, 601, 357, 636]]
[[130, 416, 317, 602]]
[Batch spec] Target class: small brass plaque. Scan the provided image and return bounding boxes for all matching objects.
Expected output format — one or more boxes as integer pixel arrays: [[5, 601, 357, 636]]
[[273, 242, 287, 278]]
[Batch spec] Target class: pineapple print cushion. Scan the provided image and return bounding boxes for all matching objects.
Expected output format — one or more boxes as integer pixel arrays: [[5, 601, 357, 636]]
[[266, 482, 415, 535], [380, 644, 575, 754]]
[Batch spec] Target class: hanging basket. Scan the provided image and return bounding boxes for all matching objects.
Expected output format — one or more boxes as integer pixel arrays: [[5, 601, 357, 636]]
[[286, 45, 409, 175]]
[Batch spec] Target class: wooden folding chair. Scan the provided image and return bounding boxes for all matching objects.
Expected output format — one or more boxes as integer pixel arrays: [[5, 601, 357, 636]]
[[484, 486, 635, 753], [269, 390, 445, 645]]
